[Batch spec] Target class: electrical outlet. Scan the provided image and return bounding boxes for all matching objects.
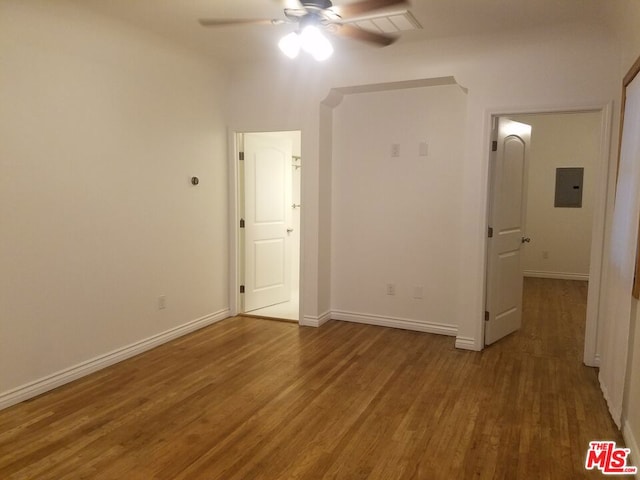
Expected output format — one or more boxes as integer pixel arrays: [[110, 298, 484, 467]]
[[419, 141, 429, 157], [158, 295, 166, 310], [386, 283, 396, 296], [542, 251, 549, 260], [391, 143, 400, 158]]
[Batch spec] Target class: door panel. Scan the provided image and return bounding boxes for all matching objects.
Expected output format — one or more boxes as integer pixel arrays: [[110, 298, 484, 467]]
[[485, 118, 531, 345], [255, 154, 285, 222], [244, 133, 292, 312], [497, 250, 520, 313], [499, 138, 526, 228], [254, 239, 285, 289]]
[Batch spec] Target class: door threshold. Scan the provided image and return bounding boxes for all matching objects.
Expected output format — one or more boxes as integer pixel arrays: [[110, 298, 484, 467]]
[[241, 313, 298, 324]]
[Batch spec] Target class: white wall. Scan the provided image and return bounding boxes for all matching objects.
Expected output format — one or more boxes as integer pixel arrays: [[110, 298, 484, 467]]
[[227, 23, 620, 348], [616, 6, 640, 463], [0, 0, 229, 404], [603, 0, 640, 75], [510, 112, 602, 280], [331, 84, 466, 332], [617, 55, 640, 464], [601, 0, 640, 454], [625, 301, 640, 465]]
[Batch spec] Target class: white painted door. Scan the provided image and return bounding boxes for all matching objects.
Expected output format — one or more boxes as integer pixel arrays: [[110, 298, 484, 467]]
[[485, 118, 532, 345], [243, 133, 292, 312]]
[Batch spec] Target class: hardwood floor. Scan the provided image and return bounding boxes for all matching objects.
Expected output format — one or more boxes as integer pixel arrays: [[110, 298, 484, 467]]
[[0, 278, 630, 479]]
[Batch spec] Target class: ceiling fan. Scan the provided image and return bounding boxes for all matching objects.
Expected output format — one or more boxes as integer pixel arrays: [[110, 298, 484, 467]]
[[199, 0, 410, 61]]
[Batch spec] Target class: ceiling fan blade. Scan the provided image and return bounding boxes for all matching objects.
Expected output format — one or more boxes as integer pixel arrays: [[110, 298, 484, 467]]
[[198, 18, 285, 27], [334, 0, 408, 18], [332, 23, 397, 46]]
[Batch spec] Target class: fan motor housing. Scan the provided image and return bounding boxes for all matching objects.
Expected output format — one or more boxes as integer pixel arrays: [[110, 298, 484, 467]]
[[301, 0, 334, 9]]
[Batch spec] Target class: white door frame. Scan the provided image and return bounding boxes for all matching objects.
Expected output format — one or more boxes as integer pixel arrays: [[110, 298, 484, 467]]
[[482, 103, 613, 366], [227, 128, 304, 323]]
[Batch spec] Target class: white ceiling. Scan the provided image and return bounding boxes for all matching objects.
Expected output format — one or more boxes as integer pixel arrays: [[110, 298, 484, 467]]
[[70, 0, 609, 64]]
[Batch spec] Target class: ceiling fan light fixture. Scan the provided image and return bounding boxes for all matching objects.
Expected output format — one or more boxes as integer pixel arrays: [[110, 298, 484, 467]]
[[299, 25, 334, 61], [278, 31, 301, 58], [201, 0, 405, 58]]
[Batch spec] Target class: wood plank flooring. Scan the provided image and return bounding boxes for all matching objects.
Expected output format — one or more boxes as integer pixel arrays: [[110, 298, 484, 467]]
[[0, 278, 630, 479]]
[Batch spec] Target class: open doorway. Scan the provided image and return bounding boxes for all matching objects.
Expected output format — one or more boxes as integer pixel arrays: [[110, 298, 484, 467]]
[[235, 131, 301, 322], [484, 109, 609, 365], [510, 111, 600, 282]]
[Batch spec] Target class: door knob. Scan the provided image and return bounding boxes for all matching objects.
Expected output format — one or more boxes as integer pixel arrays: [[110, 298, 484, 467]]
[[522, 237, 531, 243], [287, 228, 294, 234]]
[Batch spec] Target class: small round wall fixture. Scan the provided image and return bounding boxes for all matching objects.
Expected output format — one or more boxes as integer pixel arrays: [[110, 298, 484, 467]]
[[191, 176, 199, 186]]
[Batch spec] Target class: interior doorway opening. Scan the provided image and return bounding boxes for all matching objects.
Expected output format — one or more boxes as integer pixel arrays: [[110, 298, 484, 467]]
[[484, 108, 610, 366], [235, 130, 302, 322]]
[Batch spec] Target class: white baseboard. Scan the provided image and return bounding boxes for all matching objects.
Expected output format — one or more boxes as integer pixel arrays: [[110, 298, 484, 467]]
[[0, 308, 231, 412], [524, 270, 589, 281], [585, 353, 601, 368], [455, 336, 480, 351], [300, 311, 331, 327], [331, 310, 457, 337], [623, 420, 640, 479]]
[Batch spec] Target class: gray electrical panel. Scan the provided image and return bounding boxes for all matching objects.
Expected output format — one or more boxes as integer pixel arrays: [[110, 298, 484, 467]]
[[555, 167, 584, 208]]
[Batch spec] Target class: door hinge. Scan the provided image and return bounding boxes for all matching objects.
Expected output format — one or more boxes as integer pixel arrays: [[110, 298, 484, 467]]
[[240, 218, 245, 228], [488, 226, 493, 238], [239, 151, 245, 161], [491, 140, 498, 152], [485, 310, 490, 321], [240, 285, 245, 294]]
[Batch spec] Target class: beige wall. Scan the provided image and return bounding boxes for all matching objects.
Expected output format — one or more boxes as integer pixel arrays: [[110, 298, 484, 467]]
[[625, 302, 640, 464], [330, 84, 467, 331], [624, 26, 640, 477], [0, 0, 229, 401], [622, 65, 640, 473], [602, 0, 640, 460], [602, 0, 640, 74], [511, 112, 602, 279]]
